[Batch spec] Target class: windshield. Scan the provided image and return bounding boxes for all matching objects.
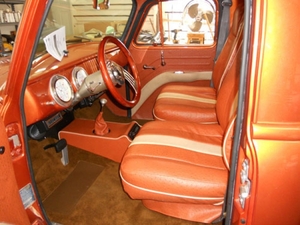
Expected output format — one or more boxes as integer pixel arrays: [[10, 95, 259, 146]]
[[35, 0, 132, 57]]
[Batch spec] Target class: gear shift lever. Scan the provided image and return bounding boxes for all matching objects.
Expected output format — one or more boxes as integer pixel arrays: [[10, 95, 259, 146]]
[[99, 98, 107, 111], [94, 98, 109, 135]]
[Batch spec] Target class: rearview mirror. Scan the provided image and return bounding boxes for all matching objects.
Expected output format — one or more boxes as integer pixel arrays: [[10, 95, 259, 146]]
[[92, 0, 110, 10]]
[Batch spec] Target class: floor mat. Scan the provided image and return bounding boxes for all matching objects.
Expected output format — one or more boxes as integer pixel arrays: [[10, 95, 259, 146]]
[[43, 160, 104, 215]]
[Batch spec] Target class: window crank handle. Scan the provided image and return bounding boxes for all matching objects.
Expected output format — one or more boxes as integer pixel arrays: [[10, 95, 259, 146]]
[[161, 50, 166, 66]]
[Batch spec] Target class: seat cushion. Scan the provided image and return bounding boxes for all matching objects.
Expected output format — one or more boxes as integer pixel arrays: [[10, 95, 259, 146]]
[[120, 120, 228, 205], [153, 85, 217, 123]]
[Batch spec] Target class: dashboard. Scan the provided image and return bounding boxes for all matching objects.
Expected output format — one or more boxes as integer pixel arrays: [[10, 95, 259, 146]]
[[25, 42, 100, 126], [25, 42, 121, 129], [0, 39, 128, 140]]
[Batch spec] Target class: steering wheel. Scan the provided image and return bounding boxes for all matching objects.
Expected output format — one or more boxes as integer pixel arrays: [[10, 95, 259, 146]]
[[98, 36, 141, 108]]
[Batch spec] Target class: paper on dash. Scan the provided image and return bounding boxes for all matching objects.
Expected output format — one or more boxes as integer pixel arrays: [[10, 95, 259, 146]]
[[43, 26, 67, 61]]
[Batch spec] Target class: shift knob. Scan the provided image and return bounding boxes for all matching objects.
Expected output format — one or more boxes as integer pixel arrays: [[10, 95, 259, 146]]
[[100, 98, 107, 111]]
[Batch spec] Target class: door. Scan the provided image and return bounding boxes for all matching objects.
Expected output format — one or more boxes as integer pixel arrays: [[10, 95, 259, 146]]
[[128, 0, 218, 118], [231, 0, 300, 224], [0, 116, 30, 224], [0, 0, 52, 223]]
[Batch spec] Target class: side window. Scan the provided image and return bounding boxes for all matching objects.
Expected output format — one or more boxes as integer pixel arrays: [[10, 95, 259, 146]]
[[137, 0, 216, 46], [137, 5, 160, 44]]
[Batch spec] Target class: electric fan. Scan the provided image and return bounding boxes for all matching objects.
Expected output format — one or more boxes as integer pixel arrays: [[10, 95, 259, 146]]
[[183, 1, 214, 32]]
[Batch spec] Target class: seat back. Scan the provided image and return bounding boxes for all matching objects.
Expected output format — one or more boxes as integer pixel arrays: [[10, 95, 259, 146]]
[[212, 3, 244, 92], [215, 21, 244, 170], [216, 32, 243, 131]]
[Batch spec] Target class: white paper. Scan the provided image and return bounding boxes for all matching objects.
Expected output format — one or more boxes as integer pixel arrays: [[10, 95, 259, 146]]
[[43, 26, 67, 61]]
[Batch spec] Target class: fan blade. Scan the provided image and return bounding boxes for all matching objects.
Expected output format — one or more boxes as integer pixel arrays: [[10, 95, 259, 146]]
[[188, 3, 199, 19], [202, 11, 214, 23], [189, 21, 202, 32]]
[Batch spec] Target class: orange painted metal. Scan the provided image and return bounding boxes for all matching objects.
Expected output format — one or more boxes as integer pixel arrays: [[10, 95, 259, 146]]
[[0, 117, 31, 224], [25, 43, 99, 125], [232, 0, 300, 224], [0, 0, 50, 224]]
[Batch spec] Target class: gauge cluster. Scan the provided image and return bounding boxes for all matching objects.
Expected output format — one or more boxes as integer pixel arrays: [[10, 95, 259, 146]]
[[48, 66, 94, 108]]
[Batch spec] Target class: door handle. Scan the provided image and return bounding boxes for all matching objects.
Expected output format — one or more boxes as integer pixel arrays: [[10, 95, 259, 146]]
[[143, 65, 155, 70]]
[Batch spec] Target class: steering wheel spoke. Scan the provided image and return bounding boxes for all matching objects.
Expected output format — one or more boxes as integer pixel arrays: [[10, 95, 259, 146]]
[[123, 68, 137, 92]]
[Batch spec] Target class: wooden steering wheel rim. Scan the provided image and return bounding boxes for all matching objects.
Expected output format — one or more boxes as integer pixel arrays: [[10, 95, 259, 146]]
[[98, 36, 141, 108]]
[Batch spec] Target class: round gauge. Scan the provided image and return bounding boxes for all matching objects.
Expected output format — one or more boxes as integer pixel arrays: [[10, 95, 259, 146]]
[[72, 67, 88, 89], [50, 75, 74, 107]]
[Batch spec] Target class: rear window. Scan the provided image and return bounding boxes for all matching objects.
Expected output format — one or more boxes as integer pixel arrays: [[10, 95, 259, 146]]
[[137, 0, 216, 46]]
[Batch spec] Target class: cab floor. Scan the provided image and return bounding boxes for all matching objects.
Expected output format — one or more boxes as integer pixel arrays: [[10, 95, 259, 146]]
[[29, 102, 221, 225]]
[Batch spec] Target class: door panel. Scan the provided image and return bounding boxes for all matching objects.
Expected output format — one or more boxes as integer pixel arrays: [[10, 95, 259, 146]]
[[128, 0, 217, 118], [131, 44, 215, 81]]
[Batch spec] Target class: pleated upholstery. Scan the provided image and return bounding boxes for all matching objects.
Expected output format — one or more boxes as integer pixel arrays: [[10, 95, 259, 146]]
[[153, 4, 244, 123], [120, 3, 244, 223]]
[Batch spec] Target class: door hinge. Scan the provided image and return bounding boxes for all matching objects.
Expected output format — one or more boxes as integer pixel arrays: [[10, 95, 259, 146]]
[[239, 159, 251, 209], [6, 123, 23, 159]]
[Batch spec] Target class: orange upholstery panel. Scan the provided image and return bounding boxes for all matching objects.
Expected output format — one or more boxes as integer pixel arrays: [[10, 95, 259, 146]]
[[120, 33, 243, 224], [153, 4, 244, 123], [143, 200, 223, 223], [216, 41, 243, 130], [213, 3, 244, 91], [120, 117, 240, 222], [120, 121, 227, 221], [120, 2, 245, 223], [153, 86, 217, 123], [120, 45, 242, 220], [120, 35, 243, 225]]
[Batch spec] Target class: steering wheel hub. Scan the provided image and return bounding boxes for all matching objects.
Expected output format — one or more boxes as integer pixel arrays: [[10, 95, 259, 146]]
[[106, 60, 125, 86]]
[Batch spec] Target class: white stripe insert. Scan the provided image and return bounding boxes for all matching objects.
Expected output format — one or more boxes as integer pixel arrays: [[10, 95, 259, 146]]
[[157, 92, 217, 104], [130, 134, 222, 157]]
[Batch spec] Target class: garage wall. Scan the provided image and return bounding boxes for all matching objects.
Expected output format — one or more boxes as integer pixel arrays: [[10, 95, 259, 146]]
[[71, 0, 132, 35], [0, 4, 23, 35]]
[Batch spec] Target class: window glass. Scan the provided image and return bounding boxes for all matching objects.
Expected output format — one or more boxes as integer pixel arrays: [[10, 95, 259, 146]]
[[35, 0, 133, 57], [137, 5, 160, 44], [137, 0, 216, 46]]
